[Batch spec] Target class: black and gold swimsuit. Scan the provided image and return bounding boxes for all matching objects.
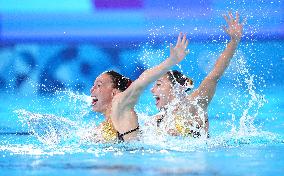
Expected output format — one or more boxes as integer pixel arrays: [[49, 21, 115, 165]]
[[101, 120, 139, 142], [156, 115, 202, 138], [101, 120, 117, 142], [174, 115, 201, 138], [117, 126, 140, 142]]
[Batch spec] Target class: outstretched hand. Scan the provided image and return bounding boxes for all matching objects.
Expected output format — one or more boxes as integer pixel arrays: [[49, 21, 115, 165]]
[[169, 32, 190, 65], [223, 11, 245, 42]]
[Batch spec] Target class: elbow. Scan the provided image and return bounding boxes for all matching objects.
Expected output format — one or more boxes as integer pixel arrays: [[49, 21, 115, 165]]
[[213, 75, 220, 82], [208, 72, 220, 83], [133, 80, 145, 92], [135, 74, 151, 90]]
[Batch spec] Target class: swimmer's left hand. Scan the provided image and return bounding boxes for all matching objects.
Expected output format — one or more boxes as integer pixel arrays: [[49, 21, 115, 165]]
[[222, 11, 246, 42], [169, 32, 190, 65]]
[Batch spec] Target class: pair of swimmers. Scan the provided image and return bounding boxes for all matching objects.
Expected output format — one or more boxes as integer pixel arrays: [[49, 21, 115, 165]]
[[89, 12, 244, 142]]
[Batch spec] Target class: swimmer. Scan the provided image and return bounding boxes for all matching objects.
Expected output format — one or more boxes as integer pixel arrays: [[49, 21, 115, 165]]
[[148, 12, 245, 138], [89, 33, 190, 142]]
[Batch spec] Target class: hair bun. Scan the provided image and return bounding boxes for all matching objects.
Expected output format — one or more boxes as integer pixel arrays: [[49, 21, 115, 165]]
[[126, 79, 132, 88], [106, 71, 132, 92], [167, 70, 194, 92], [184, 78, 194, 92]]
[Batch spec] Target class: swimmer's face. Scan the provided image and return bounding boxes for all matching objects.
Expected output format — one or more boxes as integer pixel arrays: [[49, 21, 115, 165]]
[[90, 73, 116, 113], [151, 74, 175, 110]]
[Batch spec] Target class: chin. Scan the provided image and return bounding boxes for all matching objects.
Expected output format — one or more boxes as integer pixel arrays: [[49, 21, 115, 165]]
[[92, 106, 100, 112], [156, 104, 163, 110], [92, 106, 97, 112]]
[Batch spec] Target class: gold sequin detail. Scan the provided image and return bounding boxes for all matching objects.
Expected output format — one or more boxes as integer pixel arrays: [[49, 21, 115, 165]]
[[175, 115, 192, 137], [101, 120, 117, 141]]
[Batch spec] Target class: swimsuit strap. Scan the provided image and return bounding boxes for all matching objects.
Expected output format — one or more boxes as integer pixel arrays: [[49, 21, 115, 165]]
[[117, 126, 140, 142], [156, 117, 164, 127], [156, 114, 165, 127]]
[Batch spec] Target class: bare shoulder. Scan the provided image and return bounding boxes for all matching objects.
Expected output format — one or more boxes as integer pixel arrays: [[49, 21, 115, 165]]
[[110, 93, 127, 118], [185, 90, 209, 110], [111, 92, 137, 115], [112, 83, 141, 110], [186, 89, 199, 101], [112, 108, 138, 132]]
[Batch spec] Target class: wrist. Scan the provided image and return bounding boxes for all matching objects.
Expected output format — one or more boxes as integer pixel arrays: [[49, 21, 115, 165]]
[[230, 37, 241, 44], [164, 56, 176, 66]]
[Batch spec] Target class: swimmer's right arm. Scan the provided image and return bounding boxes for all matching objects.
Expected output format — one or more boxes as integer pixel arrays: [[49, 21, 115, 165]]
[[118, 33, 190, 108], [190, 12, 244, 108]]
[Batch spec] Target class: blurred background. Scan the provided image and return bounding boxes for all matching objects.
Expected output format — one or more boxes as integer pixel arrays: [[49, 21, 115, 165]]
[[0, 0, 283, 96], [0, 0, 283, 136]]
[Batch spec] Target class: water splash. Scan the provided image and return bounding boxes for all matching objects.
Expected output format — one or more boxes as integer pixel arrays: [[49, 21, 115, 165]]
[[51, 90, 92, 121], [226, 50, 268, 137], [15, 109, 78, 145], [6, 40, 279, 155], [13, 91, 99, 146]]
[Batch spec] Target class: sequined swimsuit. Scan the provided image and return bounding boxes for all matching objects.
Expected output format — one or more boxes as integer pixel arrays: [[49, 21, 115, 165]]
[[156, 115, 201, 138], [101, 120, 117, 142], [101, 120, 139, 142]]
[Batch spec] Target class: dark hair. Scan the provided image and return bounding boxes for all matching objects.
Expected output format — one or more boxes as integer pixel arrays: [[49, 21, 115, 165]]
[[166, 70, 193, 92], [105, 70, 132, 92]]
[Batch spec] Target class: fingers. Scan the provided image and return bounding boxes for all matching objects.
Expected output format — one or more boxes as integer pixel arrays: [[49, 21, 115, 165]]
[[173, 32, 190, 54], [170, 43, 174, 50], [181, 34, 189, 51], [223, 14, 230, 25], [185, 39, 189, 49], [176, 32, 189, 47], [222, 25, 229, 34], [224, 11, 238, 24], [181, 33, 187, 44], [228, 11, 234, 21], [224, 11, 244, 26], [236, 11, 240, 23], [170, 43, 174, 54], [176, 32, 182, 45]]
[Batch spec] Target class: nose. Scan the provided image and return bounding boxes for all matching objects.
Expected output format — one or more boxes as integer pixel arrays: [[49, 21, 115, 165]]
[[90, 85, 95, 94], [151, 86, 155, 93]]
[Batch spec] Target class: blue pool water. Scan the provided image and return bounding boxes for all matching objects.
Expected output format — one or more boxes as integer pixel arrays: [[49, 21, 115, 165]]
[[0, 40, 284, 176]]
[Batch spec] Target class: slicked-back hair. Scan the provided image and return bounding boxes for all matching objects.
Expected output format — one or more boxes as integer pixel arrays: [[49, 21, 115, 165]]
[[105, 70, 132, 92], [166, 70, 193, 92]]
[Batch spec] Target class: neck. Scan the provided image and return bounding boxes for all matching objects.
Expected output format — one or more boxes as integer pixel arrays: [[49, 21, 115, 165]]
[[161, 99, 179, 114], [102, 104, 112, 122]]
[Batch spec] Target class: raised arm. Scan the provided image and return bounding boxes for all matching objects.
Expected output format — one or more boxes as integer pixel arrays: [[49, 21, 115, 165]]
[[191, 12, 244, 108], [119, 33, 190, 109]]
